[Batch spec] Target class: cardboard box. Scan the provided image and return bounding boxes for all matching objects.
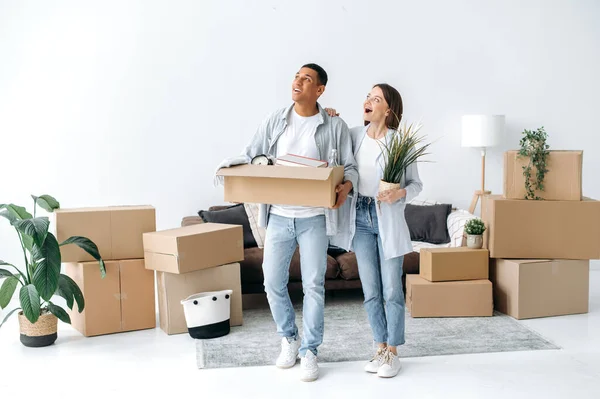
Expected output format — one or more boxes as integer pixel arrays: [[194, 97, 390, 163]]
[[490, 259, 589, 319], [157, 262, 243, 335], [482, 195, 600, 259], [406, 275, 493, 317], [216, 164, 345, 207], [55, 206, 156, 262], [64, 259, 156, 337], [143, 223, 244, 274], [420, 248, 489, 282], [503, 150, 582, 201]]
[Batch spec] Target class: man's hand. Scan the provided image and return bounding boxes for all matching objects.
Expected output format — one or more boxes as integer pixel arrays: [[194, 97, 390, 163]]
[[377, 188, 407, 204], [332, 181, 353, 209]]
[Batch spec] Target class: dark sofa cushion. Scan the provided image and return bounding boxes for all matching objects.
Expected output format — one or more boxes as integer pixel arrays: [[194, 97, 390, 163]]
[[199, 204, 257, 248], [402, 251, 421, 275], [404, 203, 451, 244], [337, 251, 360, 280], [240, 247, 266, 284], [327, 244, 348, 258]]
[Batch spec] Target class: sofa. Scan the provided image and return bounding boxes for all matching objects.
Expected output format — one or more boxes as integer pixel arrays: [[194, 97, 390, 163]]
[[183, 200, 476, 295]]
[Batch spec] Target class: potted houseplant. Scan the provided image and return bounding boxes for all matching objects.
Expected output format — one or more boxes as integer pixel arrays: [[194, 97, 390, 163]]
[[518, 127, 549, 200], [464, 218, 486, 249], [378, 120, 431, 200], [0, 195, 105, 347]]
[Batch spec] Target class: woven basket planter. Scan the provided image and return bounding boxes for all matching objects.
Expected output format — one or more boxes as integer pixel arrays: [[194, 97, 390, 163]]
[[18, 311, 58, 347], [379, 180, 401, 193]]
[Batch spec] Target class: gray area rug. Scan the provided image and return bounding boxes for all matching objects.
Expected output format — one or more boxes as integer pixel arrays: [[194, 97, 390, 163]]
[[196, 294, 559, 369]]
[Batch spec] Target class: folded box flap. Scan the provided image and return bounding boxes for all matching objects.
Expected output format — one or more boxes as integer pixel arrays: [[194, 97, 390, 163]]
[[216, 164, 334, 181]]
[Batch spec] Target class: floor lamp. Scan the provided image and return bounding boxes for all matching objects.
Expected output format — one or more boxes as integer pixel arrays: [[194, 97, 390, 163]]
[[461, 115, 505, 215]]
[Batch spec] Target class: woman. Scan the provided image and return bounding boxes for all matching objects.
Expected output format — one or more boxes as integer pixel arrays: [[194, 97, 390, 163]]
[[326, 84, 422, 378]]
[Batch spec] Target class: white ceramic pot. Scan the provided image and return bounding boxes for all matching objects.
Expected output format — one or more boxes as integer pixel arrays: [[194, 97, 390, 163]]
[[466, 234, 483, 249], [181, 289, 233, 339]]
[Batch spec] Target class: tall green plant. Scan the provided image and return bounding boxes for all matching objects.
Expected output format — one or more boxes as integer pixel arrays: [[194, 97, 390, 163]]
[[518, 127, 549, 200], [0, 195, 105, 327], [379, 120, 432, 184]]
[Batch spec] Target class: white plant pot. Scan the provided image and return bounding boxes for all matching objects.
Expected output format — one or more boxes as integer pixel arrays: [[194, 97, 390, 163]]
[[466, 234, 483, 249], [181, 289, 233, 339]]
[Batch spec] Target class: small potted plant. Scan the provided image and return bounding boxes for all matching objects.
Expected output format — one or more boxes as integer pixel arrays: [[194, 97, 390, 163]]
[[378, 120, 431, 199], [464, 218, 486, 249], [0, 195, 105, 347]]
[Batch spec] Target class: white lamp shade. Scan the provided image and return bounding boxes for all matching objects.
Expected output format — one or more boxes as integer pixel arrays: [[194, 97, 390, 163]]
[[461, 115, 505, 148]]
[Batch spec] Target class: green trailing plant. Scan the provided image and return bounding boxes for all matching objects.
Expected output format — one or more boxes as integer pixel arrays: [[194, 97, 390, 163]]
[[0, 195, 105, 328], [464, 218, 486, 236], [518, 127, 549, 200], [379, 118, 432, 184]]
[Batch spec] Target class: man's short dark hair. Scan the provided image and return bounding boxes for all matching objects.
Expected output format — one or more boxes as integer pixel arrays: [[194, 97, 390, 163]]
[[302, 63, 328, 86]]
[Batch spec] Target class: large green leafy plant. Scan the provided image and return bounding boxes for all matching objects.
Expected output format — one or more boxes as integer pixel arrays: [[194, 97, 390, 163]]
[[0, 195, 105, 327], [379, 119, 432, 184]]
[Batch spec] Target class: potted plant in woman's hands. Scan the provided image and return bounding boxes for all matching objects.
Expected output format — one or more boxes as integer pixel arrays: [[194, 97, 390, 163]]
[[378, 120, 431, 205], [0, 195, 105, 347], [464, 218, 486, 249]]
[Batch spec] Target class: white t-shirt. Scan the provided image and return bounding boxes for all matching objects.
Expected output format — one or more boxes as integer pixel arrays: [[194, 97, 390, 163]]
[[356, 135, 384, 197], [270, 109, 325, 219]]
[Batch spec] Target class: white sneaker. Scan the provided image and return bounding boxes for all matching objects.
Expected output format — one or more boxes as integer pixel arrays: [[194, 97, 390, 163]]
[[364, 347, 387, 373], [276, 337, 300, 368], [377, 350, 401, 378], [300, 350, 319, 382]]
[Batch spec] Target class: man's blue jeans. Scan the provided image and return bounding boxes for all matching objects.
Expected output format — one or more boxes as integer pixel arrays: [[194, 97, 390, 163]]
[[262, 214, 328, 356]]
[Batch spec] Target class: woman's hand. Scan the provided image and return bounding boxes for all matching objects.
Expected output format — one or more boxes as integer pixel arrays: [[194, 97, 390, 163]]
[[324, 107, 339, 117], [377, 188, 407, 204]]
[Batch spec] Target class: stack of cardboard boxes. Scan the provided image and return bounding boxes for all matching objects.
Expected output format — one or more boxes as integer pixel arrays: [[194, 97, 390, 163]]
[[55, 206, 246, 337], [142, 223, 245, 334], [55, 206, 157, 336], [407, 248, 493, 317], [484, 150, 600, 319], [407, 150, 600, 320]]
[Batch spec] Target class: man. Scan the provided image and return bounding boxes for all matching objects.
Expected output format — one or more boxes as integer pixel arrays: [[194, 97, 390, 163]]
[[218, 63, 357, 381]]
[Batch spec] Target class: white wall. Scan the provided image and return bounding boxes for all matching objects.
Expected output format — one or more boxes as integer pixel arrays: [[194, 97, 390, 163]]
[[1, 0, 599, 270]]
